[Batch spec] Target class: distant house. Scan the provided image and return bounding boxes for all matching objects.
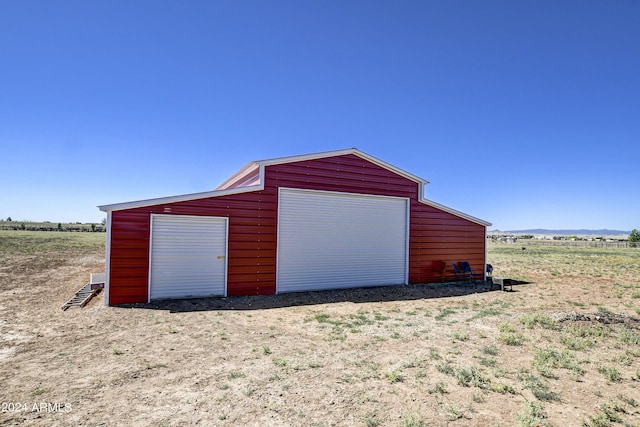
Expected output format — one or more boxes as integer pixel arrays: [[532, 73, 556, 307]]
[[98, 148, 491, 305]]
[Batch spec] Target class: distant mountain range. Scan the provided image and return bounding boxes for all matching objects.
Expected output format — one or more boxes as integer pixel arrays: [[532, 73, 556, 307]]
[[493, 229, 631, 236]]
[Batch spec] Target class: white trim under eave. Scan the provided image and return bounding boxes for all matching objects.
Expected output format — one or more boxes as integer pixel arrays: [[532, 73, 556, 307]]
[[216, 162, 261, 190], [147, 214, 155, 304], [484, 227, 488, 281], [405, 196, 410, 285], [103, 211, 112, 306]]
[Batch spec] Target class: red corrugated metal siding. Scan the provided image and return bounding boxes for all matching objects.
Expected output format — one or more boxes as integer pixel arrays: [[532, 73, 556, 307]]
[[107, 153, 486, 304], [265, 155, 415, 198], [264, 154, 486, 284], [108, 210, 151, 305], [108, 189, 278, 304], [409, 201, 486, 283]]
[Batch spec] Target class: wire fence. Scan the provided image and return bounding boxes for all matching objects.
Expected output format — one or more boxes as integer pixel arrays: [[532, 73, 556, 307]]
[[494, 239, 637, 249]]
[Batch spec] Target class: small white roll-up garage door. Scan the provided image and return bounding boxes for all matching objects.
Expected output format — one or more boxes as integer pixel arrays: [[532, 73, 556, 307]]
[[277, 188, 409, 292], [149, 215, 228, 300]]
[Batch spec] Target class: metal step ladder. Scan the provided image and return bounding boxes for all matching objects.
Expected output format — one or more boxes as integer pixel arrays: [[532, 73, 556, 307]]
[[62, 273, 104, 311]]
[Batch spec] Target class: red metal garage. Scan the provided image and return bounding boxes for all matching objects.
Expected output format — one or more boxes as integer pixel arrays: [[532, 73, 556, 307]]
[[98, 148, 490, 305]]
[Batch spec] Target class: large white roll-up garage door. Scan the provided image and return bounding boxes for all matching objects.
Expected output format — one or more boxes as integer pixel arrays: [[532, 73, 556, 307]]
[[149, 215, 228, 300], [277, 188, 408, 293]]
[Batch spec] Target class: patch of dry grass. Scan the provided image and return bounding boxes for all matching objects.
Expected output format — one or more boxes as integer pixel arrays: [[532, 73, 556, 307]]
[[1, 232, 639, 426]]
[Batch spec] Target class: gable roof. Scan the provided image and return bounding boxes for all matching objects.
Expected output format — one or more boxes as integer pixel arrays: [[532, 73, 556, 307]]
[[97, 148, 490, 226], [216, 148, 430, 190]]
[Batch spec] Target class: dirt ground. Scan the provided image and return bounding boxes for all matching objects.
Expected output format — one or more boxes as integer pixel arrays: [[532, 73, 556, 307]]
[[1, 232, 639, 426]]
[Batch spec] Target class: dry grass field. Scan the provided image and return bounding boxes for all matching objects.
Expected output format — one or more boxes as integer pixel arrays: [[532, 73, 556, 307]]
[[1, 230, 639, 427]]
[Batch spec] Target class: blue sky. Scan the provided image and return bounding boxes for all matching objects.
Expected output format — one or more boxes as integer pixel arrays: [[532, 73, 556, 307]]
[[1, 0, 638, 231]]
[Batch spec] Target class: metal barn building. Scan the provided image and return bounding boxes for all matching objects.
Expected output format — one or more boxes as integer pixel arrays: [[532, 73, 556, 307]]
[[98, 149, 490, 305]]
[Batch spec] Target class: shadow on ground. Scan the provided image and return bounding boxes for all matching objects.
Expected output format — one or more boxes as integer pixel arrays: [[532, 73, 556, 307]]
[[116, 280, 532, 313]]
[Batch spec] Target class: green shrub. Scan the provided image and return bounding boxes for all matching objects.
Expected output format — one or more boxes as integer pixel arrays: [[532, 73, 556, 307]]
[[519, 313, 557, 330], [401, 412, 425, 427], [491, 382, 516, 394], [427, 382, 447, 394], [451, 331, 469, 342], [435, 308, 457, 321], [384, 369, 404, 383], [499, 331, 525, 346], [517, 400, 548, 427], [520, 374, 561, 402], [454, 365, 488, 388], [581, 401, 625, 426], [533, 347, 584, 378], [597, 365, 622, 382], [111, 346, 124, 355]]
